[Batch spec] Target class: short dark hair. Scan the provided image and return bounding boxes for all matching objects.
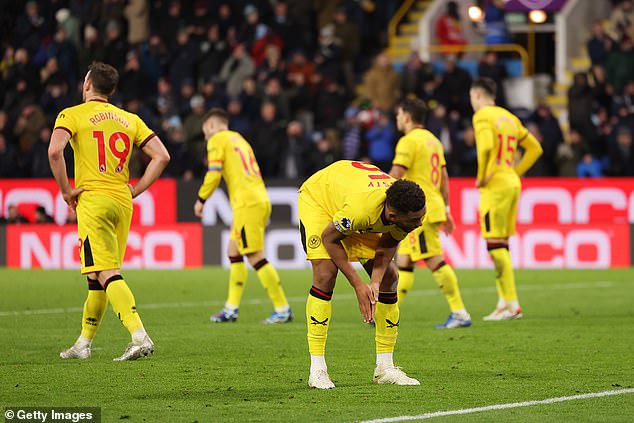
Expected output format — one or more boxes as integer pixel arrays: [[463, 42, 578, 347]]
[[385, 179, 426, 213], [471, 77, 497, 98], [87, 62, 118, 95], [203, 107, 229, 124], [398, 98, 428, 125]]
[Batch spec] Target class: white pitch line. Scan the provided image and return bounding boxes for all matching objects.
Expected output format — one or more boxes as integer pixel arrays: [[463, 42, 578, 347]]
[[359, 388, 634, 423], [0, 281, 616, 317]]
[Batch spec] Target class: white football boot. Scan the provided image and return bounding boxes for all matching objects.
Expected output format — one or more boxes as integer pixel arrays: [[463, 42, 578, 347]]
[[373, 365, 420, 385]]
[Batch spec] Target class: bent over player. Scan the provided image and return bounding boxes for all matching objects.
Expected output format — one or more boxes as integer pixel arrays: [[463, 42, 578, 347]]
[[50, 62, 170, 360], [194, 108, 292, 324], [390, 98, 471, 329], [470, 77, 543, 320], [298, 160, 426, 389]]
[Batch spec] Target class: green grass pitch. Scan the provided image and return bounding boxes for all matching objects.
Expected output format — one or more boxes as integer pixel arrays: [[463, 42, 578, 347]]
[[1, 267, 633, 422]]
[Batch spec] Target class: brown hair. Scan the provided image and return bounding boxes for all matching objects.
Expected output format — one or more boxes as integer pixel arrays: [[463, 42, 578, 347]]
[[87, 62, 119, 96], [203, 107, 229, 124]]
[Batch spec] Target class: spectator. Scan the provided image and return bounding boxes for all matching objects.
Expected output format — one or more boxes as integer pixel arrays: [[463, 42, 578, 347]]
[[103, 19, 129, 73], [437, 55, 472, 116], [280, 120, 319, 178], [183, 95, 206, 152], [556, 130, 586, 176], [568, 72, 595, 138], [240, 4, 262, 48], [34, 206, 54, 223], [608, 126, 634, 175], [607, 0, 634, 41], [6, 205, 29, 224], [453, 127, 477, 177], [14, 1, 52, 55], [400, 52, 435, 99], [365, 112, 395, 172], [139, 34, 167, 87], [363, 53, 401, 112], [333, 7, 361, 93], [168, 28, 198, 96], [577, 153, 603, 177], [78, 25, 105, 74], [435, 1, 467, 54], [314, 24, 342, 84], [220, 43, 256, 98], [0, 133, 19, 178], [531, 104, 564, 176], [271, 1, 300, 53], [606, 36, 634, 94], [314, 79, 345, 130], [341, 107, 362, 160], [55, 8, 81, 50], [124, 0, 150, 45], [31, 127, 52, 178], [311, 130, 339, 170], [119, 51, 152, 102], [484, 0, 510, 45], [587, 20, 613, 67], [478, 51, 507, 106], [613, 79, 634, 115], [261, 77, 290, 121], [227, 98, 251, 135], [249, 101, 285, 177], [251, 25, 284, 67], [591, 65, 614, 114], [197, 24, 230, 80]]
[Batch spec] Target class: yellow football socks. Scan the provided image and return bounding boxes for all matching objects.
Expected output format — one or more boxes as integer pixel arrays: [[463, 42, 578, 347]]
[[306, 287, 332, 356], [226, 256, 248, 309], [104, 275, 144, 335], [397, 267, 414, 304], [254, 259, 289, 310], [79, 278, 108, 340], [375, 293, 399, 354], [432, 262, 466, 312], [488, 245, 518, 303]]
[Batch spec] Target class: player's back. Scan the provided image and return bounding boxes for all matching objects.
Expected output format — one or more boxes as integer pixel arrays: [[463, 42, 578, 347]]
[[211, 130, 269, 208], [472, 105, 527, 190], [299, 160, 395, 216], [393, 128, 446, 221], [54, 100, 154, 205]]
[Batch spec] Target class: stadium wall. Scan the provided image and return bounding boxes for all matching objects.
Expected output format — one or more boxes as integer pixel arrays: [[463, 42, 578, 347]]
[[2, 179, 633, 270]]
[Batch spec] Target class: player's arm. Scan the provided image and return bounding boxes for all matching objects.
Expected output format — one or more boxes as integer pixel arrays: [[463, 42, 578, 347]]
[[48, 128, 83, 210], [131, 136, 170, 198], [321, 223, 375, 323], [388, 164, 407, 179], [195, 136, 226, 217], [515, 129, 543, 177], [368, 232, 400, 298], [474, 119, 494, 188], [439, 166, 455, 234]]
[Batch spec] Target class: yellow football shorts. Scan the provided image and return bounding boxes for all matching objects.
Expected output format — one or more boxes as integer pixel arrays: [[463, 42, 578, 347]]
[[76, 191, 132, 274], [298, 192, 379, 262], [230, 202, 271, 255], [398, 218, 443, 261], [479, 186, 520, 239]]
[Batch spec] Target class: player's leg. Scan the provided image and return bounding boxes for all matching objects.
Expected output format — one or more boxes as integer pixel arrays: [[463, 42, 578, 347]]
[[482, 188, 522, 321], [396, 234, 415, 304], [239, 202, 291, 323], [425, 255, 471, 329], [306, 259, 337, 389], [210, 239, 245, 322], [363, 260, 419, 385], [60, 272, 108, 359]]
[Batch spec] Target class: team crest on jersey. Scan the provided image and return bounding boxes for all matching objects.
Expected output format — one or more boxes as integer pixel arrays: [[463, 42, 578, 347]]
[[308, 235, 321, 249], [341, 218, 351, 229]]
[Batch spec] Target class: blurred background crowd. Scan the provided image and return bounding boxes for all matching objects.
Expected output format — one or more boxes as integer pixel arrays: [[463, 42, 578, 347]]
[[1, 0, 634, 188]]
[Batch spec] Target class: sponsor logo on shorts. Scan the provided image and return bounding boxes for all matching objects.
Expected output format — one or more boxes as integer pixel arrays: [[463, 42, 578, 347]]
[[308, 235, 321, 249]]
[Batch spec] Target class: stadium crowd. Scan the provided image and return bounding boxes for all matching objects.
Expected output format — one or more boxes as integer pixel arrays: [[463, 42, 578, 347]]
[[1, 0, 633, 186]]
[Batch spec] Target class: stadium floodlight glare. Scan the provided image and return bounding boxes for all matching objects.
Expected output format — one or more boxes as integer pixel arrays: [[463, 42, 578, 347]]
[[528, 9, 547, 24], [468, 6, 484, 22]]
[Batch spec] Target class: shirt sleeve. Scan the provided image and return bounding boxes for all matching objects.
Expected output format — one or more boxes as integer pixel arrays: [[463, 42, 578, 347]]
[[392, 136, 413, 169], [332, 196, 371, 236], [473, 115, 494, 182], [197, 136, 226, 201], [133, 114, 156, 148], [53, 109, 76, 137]]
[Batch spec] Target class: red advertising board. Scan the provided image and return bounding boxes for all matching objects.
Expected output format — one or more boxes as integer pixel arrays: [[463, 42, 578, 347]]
[[449, 178, 634, 226], [6, 224, 202, 269], [438, 224, 630, 269], [0, 179, 176, 225]]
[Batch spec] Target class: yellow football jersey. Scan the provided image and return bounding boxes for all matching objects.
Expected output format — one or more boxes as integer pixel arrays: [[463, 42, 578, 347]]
[[472, 105, 531, 190], [299, 160, 408, 242], [54, 99, 155, 205], [198, 130, 269, 208], [392, 128, 446, 223]]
